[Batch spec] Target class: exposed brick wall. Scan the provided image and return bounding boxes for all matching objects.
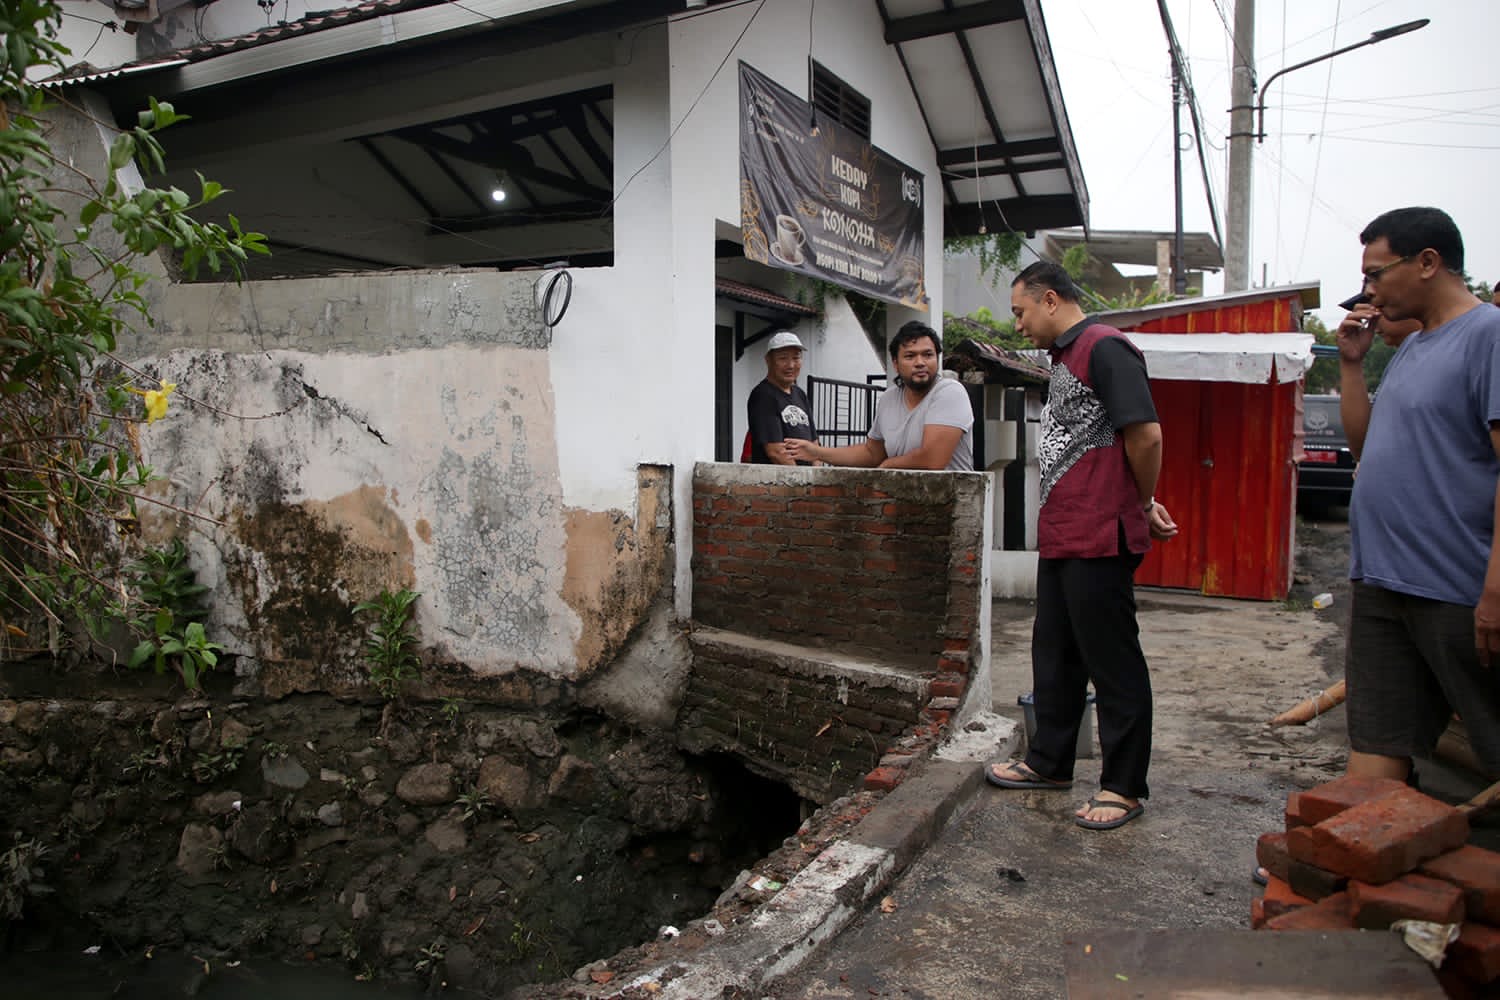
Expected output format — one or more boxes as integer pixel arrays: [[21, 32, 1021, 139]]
[[691, 465, 986, 664], [683, 464, 992, 802], [679, 630, 926, 803]]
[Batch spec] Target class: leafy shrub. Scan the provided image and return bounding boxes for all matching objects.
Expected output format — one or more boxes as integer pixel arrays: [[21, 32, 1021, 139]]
[[0, 3, 265, 658]]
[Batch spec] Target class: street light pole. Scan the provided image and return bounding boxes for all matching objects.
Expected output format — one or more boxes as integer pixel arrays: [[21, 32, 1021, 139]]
[[1223, 14, 1429, 292], [1224, 0, 1255, 291], [1171, 53, 1186, 295], [1255, 19, 1430, 142]]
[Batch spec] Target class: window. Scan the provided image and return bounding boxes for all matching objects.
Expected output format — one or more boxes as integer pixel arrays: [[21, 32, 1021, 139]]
[[809, 60, 871, 140]]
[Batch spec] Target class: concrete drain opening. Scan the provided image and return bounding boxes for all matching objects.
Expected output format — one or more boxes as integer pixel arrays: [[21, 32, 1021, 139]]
[[0, 691, 813, 998]]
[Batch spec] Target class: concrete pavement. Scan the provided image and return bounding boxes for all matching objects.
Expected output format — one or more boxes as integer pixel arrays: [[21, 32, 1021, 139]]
[[578, 571, 1489, 999], [764, 594, 1466, 998]]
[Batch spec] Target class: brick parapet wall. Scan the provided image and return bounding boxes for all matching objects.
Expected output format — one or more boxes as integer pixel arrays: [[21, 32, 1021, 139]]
[[692, 464, 986, 662], [686, 464, 992, 802]]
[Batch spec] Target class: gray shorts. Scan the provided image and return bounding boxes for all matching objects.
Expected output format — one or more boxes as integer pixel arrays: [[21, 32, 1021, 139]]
[[1346, 581, 1500, 775]]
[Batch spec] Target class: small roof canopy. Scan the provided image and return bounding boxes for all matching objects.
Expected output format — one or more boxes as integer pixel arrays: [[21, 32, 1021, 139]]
[[1043, 228, 1223, 271], [881, 0, 1088, 237]]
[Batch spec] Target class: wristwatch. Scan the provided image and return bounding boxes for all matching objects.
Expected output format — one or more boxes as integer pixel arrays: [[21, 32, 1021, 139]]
[[1143, 497, 1156, 514]]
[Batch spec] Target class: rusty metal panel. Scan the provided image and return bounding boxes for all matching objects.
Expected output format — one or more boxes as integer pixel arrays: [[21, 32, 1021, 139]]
[[1136, 380, 1205, 591], [1138, 380, 1298, 600], [1118, 294, 1302, 335], [1116, 294, 1304, 599]]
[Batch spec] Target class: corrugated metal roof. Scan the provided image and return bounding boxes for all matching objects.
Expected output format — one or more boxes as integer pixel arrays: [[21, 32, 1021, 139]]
[[715, 277, 819, 317], [953, 338, 1051, 385], [39, 0, 486, 88], [155, 0, 448, 63], [1044, 228, 1224, 270], [1092, 281, 1322, 330], [38, 57, 187, 89]]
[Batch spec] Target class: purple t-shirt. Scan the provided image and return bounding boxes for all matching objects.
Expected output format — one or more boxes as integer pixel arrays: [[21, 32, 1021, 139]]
[[1350, 303, 1500, 605]]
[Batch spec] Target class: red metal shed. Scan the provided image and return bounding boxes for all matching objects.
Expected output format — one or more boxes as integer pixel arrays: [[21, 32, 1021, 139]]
[[1099, 283, 1320, 600]]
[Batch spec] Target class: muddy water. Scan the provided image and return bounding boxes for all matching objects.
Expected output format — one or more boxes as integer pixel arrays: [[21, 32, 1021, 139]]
[[3, 951, 431, 998]]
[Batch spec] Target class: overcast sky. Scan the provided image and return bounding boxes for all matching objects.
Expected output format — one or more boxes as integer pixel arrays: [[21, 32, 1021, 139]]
[[1040, 0, 1499, 327]]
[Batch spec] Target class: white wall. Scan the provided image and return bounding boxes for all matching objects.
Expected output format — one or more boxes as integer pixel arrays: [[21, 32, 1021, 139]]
[[813, 295, 887, 385], [547, 23, 674, 520], [942, 236, 1050, 320], [41, 2, 137, 76]]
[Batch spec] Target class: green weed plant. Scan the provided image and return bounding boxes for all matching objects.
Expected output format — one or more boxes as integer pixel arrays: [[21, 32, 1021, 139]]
[[354, 588, 421, 700]]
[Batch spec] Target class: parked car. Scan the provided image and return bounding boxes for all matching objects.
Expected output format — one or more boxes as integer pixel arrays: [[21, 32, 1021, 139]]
[[1298, 394, 1356, 511]]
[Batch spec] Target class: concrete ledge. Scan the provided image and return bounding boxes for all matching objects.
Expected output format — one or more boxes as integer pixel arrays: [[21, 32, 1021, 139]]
[[688, 627, 930, 694], [612, 712, 1018, 998]]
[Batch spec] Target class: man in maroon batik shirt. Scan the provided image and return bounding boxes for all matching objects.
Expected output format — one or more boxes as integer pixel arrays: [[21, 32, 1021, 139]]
[[986, 261, 1178, 832]]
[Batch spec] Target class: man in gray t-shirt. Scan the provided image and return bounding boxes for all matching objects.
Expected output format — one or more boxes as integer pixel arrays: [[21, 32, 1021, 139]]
[[1336, 206, 1500, 784], [783, 321, 974, 471]]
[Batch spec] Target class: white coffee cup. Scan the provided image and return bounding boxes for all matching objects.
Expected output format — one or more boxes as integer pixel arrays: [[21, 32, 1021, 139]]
[[775, 215, 806, 260]]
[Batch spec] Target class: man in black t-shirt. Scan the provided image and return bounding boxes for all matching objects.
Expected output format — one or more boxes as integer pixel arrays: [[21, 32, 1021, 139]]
[[747, 331, 817, 465]]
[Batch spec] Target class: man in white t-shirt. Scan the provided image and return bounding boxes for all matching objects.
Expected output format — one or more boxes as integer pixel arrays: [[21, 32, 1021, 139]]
[[783, 321, 974, 471]]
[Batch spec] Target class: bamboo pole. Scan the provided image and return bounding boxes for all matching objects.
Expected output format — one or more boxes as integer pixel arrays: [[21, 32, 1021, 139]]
[[1267, 680, 1346, 727]]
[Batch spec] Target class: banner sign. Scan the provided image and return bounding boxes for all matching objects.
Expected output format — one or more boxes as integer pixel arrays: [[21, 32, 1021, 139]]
[[738, 62, 927, 310]]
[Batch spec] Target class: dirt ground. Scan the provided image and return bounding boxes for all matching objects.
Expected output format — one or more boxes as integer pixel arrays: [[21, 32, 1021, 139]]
[[768, 510, 1490, 999]]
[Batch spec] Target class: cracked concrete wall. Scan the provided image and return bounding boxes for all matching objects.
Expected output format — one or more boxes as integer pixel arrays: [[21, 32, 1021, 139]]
[[138, 271, 549, 354], [114, 273, 679, 706], [25, 74, 687, 722]]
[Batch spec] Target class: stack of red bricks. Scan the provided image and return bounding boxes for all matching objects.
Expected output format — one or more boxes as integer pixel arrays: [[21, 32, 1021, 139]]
[[1253, 775, 1500, 993]]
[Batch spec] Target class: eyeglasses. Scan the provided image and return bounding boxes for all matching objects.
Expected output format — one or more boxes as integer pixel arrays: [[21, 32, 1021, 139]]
[[1361, 255, 1415, 288]]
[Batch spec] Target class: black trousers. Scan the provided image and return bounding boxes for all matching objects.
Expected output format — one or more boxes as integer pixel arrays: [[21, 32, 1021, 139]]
[[1023, 544, 1152, 800]]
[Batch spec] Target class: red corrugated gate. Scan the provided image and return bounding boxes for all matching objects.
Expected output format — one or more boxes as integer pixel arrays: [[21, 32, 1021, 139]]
[[1103, 285, 1318, 601]]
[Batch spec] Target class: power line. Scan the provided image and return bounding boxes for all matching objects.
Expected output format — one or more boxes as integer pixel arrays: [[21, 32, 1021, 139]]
[[1205, 116, 1363, 230], [1272, 100, 1500, 119], [1292, 0, 1340, 278], [1320, 135, 1500, 151], [1073, 6, 1166, 106], [1155, 1, 1222, 252], [606, 0, 767, 215], [1280, 85, 1500, 103], [1207, 0, 1255, 73], [1315, 102, 1500, 135]]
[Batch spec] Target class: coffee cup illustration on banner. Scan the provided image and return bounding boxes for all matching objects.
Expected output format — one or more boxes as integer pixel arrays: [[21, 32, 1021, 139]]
[[772, 214, 806, 266]]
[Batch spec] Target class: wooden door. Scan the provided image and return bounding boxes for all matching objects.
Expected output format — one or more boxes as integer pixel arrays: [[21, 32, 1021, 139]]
[[1137, 380, 1298, 600]]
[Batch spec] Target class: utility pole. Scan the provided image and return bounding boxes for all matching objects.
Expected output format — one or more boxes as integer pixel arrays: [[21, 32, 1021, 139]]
[[1171, 54, 1186, 295], [1224, 0, 1254, 291], [1158, 0, 1223, 296]]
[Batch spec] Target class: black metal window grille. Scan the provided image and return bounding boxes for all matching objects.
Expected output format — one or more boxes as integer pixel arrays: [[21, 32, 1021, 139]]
[[808, 375, 883, 447], [810, 61, 872, 140]]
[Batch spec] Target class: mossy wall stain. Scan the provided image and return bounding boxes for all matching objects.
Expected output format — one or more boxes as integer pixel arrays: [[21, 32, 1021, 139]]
[[224, 485, 414, 695]]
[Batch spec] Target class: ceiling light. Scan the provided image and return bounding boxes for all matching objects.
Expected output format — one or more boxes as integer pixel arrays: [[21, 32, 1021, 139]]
[[490, 170, 508, 204]]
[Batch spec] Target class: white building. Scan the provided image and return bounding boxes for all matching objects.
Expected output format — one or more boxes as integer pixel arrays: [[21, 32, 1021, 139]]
[[49, 0, 1087, 721]]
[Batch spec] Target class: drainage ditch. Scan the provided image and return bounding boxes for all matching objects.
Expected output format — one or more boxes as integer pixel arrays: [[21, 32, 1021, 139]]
[[0, 678, 816, 997]]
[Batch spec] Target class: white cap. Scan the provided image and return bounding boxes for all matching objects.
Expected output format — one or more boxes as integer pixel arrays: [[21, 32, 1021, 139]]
[[765, 331, 805, 355]]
